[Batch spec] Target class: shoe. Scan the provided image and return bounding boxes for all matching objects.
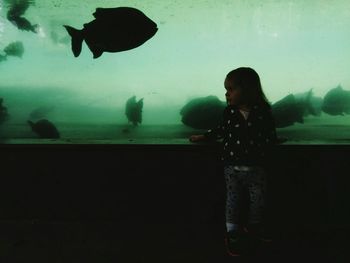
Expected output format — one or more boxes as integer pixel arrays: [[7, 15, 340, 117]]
[[247, 224, 273, 242], [224, 230, 241, 256]]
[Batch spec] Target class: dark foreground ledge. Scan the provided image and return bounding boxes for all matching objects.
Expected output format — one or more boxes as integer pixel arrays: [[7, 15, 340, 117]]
[[0, 142, 349, 225], [0, 143, 349, 262]]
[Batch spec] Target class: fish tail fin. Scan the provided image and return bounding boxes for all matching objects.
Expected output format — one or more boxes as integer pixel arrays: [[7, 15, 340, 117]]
[[63, 25, 83, 57], [305, 88, 316, 115]]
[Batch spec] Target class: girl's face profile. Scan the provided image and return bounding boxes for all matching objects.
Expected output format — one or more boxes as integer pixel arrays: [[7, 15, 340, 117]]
[[224, 77, 241, 106]]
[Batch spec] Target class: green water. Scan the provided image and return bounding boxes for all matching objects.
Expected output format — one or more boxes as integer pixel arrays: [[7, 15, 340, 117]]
[[1, 0, 350, 144]]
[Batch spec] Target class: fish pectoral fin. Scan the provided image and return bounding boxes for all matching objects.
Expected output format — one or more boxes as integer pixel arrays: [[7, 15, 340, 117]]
[[92, 48, 103, 59]]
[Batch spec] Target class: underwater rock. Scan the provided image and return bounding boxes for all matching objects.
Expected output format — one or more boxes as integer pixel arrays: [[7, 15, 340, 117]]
[[321, 85, 350, 116], [64, 7, 158, 59], [49, 20, 71, 45], [125, 96, 143, 126], [122, 128, 130, 134], [271, 94, 311, 128], [0, 98, 9, 125], [3, 41, 24, 58], [180, 96, 226, 129], [28, 119, 60, 139], [50, 31, 59, 43], [0, 54, 7, 62], [50, 31, 70, 45], [29, 106, 55, 120], [6, 0, 38, 33]]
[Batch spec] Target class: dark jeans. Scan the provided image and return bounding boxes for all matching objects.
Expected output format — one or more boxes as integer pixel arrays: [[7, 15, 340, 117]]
[[224, 165, 267, 225]]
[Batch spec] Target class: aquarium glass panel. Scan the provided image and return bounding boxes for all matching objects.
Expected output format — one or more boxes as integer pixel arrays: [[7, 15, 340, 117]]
[[1, 0, 350, 144]]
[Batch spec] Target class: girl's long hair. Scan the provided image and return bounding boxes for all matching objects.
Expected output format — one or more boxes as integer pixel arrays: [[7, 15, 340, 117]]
[[226, 67, 271, 109]]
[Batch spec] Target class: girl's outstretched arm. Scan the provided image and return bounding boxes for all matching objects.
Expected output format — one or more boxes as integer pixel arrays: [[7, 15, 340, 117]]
[[190, 107, 230, 142], [203, 122, 225, 141], [189, 121, 225, 142]]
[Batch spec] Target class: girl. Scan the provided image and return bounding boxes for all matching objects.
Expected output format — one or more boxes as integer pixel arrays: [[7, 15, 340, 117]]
[[190, 67, 277, 256]]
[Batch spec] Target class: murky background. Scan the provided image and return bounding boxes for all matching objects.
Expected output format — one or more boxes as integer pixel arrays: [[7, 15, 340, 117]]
[[1, 0, 350, 144]]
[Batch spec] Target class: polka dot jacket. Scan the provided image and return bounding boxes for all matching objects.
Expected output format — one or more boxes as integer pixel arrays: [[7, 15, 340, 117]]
[[203, 103, 278, 167]]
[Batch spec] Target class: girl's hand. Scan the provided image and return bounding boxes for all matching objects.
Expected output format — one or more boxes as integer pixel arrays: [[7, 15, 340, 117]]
[[189, 134, 206, 142]]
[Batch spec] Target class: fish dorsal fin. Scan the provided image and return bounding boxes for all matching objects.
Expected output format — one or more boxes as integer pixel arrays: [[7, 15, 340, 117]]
[[138, 98, 144, 107], [93, 7, 138, 19]]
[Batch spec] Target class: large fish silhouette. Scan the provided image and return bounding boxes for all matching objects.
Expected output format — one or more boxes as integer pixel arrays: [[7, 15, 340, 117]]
[[0, 41, 25, 63], [125, 96, 143, 126], [64, 7, 158, 59], [180, 96, 226, 129], [321, 85, 350, 116], [6, 0, 38, 33], [28, 119, 60, 139]]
